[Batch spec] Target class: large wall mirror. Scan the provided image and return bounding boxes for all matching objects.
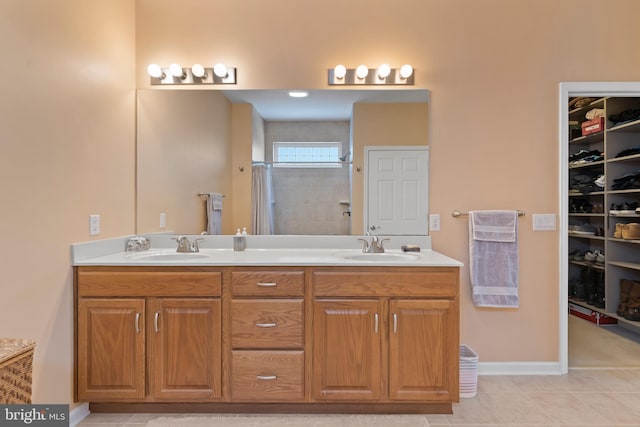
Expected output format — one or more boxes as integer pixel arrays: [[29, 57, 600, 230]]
[[136, 89, 429, 235]]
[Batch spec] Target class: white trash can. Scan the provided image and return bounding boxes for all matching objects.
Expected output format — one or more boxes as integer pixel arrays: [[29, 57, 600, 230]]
[[459, 344, 478, 398]]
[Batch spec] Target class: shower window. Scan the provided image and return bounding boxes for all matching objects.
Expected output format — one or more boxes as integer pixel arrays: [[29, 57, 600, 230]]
[[273, 142, 342, 168]]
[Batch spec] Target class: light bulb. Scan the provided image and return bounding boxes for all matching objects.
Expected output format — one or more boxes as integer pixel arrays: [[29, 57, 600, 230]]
[[191, 63, 206, 78], [169, 63, 184, 78], [213, 63, 228, 78], [355, 65, 369, 79], [399, 64, 413, 79], [377, 64, 391, 79], [334, 64, 347, 79], [147, 63, 164, 79]]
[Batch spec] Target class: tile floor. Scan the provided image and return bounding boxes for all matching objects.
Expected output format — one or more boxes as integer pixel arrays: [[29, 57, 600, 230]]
[[77, 316, 640, 427]]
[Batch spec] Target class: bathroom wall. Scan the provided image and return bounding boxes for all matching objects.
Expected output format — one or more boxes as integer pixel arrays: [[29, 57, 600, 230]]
[[265, 121, 351, 235], [137, 90, 234, 234], [0, 0, 136, 404], [135, 0, 640, 364]]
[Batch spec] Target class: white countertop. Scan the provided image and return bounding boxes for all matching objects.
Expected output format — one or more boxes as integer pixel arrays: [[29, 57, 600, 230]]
[[72, 235, 463, 267]]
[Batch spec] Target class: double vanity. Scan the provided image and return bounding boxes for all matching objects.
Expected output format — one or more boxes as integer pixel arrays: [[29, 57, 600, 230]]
[[72, 235, 462, 414]]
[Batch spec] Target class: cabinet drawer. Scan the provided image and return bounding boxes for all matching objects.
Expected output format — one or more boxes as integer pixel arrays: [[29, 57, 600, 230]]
[[76, 267, 222, 297], [231, 300, 303, 348], [313, 268, 459, 298], [231, 351, 304, 401], [231, 271, 304, 297]]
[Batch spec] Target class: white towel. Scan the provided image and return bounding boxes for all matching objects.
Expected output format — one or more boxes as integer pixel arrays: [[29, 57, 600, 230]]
[[469, 210, 519, 308], [206, 193, 223, 235]]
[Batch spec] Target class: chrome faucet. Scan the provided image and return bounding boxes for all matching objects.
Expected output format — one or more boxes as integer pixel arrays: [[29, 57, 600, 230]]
[[358, 235, 390, 253], [173, 235, 203, 253]]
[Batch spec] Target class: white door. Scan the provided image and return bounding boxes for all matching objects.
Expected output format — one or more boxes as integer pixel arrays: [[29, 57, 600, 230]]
[[365, 147, 429, 235]]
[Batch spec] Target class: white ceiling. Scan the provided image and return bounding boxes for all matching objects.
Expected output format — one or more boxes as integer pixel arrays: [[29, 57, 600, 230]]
[[221, 89, 429, 121]]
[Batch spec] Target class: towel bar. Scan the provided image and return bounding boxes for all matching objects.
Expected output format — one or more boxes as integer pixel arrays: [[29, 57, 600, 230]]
[[452, 210, 525, 217]]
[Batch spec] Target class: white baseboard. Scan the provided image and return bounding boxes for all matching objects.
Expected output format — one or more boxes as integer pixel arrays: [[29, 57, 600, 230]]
[[69, 402, 90, 427], [478, 361, 563, 376]]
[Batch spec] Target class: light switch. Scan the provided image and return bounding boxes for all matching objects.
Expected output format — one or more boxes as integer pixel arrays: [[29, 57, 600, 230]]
[[429, 214, 441, 232], [532, 214, 556, 231], [89, 214, 101, 235], [160, 212, 167, 228]]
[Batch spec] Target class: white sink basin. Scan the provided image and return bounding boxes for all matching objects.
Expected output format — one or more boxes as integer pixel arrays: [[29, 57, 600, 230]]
[[342, 252, 420, 262], [134, 252, 209, 261]]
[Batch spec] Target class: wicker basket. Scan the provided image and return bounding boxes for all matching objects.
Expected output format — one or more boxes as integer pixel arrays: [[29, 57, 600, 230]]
[[0, 338, 36, 404]]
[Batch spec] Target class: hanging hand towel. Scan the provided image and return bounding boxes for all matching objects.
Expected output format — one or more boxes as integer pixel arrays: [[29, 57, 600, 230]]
[[207, 193, 223, 235], [469, 210, 519, 308]]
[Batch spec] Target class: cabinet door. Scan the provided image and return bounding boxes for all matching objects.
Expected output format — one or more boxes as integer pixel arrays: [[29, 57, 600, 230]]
[[77, 298, 145, 401], [389, 299, 457, 401], [312, 299, 382, 401], [148, 298, 222, 401]]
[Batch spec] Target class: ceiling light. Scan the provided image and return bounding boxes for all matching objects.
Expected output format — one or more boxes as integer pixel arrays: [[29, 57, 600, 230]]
[[169, 63, 185, 78], [355, 65, 369, 79], [213, 63, 228, 78], [147, 63, 164, 79], [334, 64, 347, 79], [377, 64, 391, 79], [400, 64, 413, 79], [191, 63, 206, 78], [288, 90, 309, 98]]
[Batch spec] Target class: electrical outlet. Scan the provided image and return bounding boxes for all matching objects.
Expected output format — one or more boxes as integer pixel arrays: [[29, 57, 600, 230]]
[[429, 214, 441, 231], [89, 214, 101, 236], [160, 212, 167, 228]]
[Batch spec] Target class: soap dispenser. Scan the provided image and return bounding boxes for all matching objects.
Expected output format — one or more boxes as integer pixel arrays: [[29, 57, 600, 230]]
[[233, 228, 245, 251]]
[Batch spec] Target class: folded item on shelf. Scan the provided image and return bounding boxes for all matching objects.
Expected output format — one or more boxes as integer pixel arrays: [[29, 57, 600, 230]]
[[608, 106, 640, 125], [585, 108, 605, 120], [615, 146, 640, 158]]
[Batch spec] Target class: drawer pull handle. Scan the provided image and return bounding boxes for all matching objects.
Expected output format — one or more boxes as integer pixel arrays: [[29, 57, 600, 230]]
[[256, 322, 277, 328], [256, 282, 277, 287], [135, 312, 141, 334], [256, 375, 277, 380], [374, 313, 379, 334], [154, 312, 160, 333], [393, 313, 398, 334]]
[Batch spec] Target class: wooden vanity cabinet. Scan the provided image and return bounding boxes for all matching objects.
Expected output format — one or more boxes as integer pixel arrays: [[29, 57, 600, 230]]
[[312, 268, 459, 404], [75, 264, 459, 412], [75, 267, 222, 402], [229, 270, 305, 402]]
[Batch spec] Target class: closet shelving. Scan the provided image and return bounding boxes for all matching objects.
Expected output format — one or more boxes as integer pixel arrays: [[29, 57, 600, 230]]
[[568, 97, 640, 331]]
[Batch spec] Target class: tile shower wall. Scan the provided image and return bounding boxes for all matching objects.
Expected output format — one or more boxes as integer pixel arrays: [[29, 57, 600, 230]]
[[265, 121, 351, 235]]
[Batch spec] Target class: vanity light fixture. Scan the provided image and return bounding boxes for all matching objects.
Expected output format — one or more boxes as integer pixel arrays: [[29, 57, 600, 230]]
[[334, 64, 347, 80], [169, 63, 186, 79], [328, 63, 415, 85], [191, 63, 207, 78], [355, 65, 369, 80], [147, 63, 164, 79], [147, 63, 237, 85]]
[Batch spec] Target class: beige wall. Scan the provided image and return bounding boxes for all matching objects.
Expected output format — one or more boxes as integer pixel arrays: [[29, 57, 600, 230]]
[[135, 0, 640, 363], [231, 103, 255, 232], [137, 90, 234, 234], [0, 0, 136, 404], [3, 0, 640, 407], [351, 103, 429, 234]]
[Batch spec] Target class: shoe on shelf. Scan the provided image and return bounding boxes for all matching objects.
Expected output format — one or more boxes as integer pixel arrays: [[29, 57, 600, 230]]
[[623, 280, 640, 321], [610, 203, 622, 215], [614, 223, 623, 239], [617, 279, 635, 317], [594, 250, 605, 265], [584, 251, 597, 263], [621, 223, 640, 240], [619, 202, 639, 215], [569, 223, 596, 235]]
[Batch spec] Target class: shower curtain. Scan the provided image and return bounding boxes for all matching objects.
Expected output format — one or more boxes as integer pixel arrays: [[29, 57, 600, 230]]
[[251, 163, 274, 235]]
